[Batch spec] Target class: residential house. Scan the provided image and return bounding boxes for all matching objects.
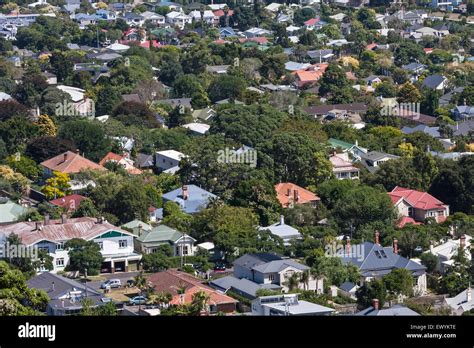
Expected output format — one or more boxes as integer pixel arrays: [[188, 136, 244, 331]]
[[360, 151, 400, 173], [99, 152, 142, 175], [183, 122, 210, 135], [0, 217, 141, 273], [364, 75, 382, 87], [161, 185, 216, 214], [27, 272, 105, 316], [192, 107, 216, 122], [136, 153, 154, 170], [306, 49, 334, 63], [40, 151, 104, 177], [42, 71, 57, 85], [233, 253, 323, 293], [338, 233, 427, 295], [135, 224, 196, 257], [304, 18, 326, 31], [206, 65, 230, 74], [56, 85, 95, 117], [251, 293, 335, 316], [166, 11, 192, 29], [218, 26, 236, 38], [274, 182, 320, 208], [49, 194, 86, 213], [0, 198, 29, 224], [155, 150, 186, 174], [122, 12, 145, 27], [243, 27, 271, 38], [401, 62, 427, 82], [439, 87, 464, 106], [328, 138, 368, 161], [121, 219, 152, 236], [449, 119, 474, 137], [141, 11, 165, 25], [422, 75, 447, 91], [426, 234, 472, 273], [388, 186, 450, 226], [147, 270, 237, 313], [338, 281, 359, 300], [401, 125, 441, 138], [329, 152, 360, 180], [305, 103, 368, 119], [445, 287, 474, 315], [451, 105, 474, 121], [259, 215, 302, 246]]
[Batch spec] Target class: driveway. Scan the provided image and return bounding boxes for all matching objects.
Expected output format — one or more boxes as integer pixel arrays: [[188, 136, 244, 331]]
[[86, 271, 141, 292]]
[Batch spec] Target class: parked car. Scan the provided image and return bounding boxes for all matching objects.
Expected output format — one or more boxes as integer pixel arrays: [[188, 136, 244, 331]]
[[213, 262, 226, 272], [126, 280, 135, 288], [100, 279, 122, 289], [129, 296, 147, 305]]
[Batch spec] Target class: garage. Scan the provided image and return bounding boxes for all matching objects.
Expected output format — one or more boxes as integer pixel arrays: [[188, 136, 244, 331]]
[[101, 261, 112, 274], [114, 261, 126, 272], [128, 260, 139, 272]]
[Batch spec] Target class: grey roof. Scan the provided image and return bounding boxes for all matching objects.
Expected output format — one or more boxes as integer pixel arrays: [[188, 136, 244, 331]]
[[161, 185, 216, 214], [360, 151, 400, 162], [27, 272, 101, 300], [422, 75, 446, 89], [233, 253, 283, 270], [339, 281, 357, 292], [449, 119, 474, 136], [259, 221, 301, 241], [209, 275, 280, 298], [339, 242, 426, 277], [136, 153, 154, 168], [307, 49, 334, 59], [401, 125, 441, 138], [357, 304, 420, 316], [401, 62, 426, 72], [157, 98, 192, 109], [439, 87, 464, 106], [252, 259, 309, 274]]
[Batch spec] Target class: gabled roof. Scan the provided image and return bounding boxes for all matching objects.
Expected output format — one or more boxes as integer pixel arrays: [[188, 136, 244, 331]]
[[274, 183, 320, 208], [40, 151, 104, 174], [422, 75, 446, 89], [361, 151, 400, 162], [260, 220, 301, 240], [388, 186, 447, 210], [136, 224, 195, 244], [339, 241, 426, 277], [251, 259, 309, 273], [121, 219, 152, 233], [50, 194, 86, 211], [0, 200, 29, 223], [445, 288, 474, 312], [233, 253, 283, 270], [161, 185, 216, 214], [28, 272, 101, 300], [357, 304, 420, 316], [0, 217, 134, 246]]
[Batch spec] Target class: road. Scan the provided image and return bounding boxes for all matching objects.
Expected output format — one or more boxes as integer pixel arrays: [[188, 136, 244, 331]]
[[86, 271, 140, 291]]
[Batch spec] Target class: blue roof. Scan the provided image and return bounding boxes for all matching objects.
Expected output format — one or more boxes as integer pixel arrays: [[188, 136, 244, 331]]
[[401, 125, 440, 138], [161, 184, 216, 214], [210, 275, 280, 298]]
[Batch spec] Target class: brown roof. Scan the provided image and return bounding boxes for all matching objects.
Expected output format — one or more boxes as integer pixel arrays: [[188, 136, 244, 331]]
[[40, 151, 104, 174], [0, 217, 131, 246], [275, 183, 320, 208], [147, 270, 237, 306], [99, 152, 143, 175]]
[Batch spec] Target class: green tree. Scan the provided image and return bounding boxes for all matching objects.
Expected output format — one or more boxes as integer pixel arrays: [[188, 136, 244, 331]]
[[382, 268, 414, 299], [356, 279, 387, 308], [65, 238, 103, 276]]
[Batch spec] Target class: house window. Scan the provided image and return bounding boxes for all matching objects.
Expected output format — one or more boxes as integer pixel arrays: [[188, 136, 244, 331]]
[[183, 245, 189, 255], [119, 240, 127, 248], [97, 242, 103, 250], [56, 242, 64, 251], [56, 258, 65, 267], [427, 211, 435, 217], [408, 207, 414, 217], [268, 274, 275, 281], [38, 246, 49, 253]]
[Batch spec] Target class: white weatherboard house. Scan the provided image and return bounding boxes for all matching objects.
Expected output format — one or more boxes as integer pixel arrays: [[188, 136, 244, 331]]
[[251, 293, 334, 316], [0, 217, 141, 273], [155, 150, 186, 173]]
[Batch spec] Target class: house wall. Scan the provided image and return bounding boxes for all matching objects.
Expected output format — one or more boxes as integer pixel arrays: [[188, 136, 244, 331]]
[[395, 200, 411, 217], [155, 154, 180, 171], [93, 235, 134, 256], [234, 264, 254, 281], [415, 273, 427, 295]]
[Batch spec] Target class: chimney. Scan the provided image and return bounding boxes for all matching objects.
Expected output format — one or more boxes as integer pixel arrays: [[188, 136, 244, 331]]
[[52, 282, 55, 291], [44, 214, 50, 226], [138, 224, 142, 237], [293, 189, 299, 202], [372, 298, 379, 310], [355, 139, 358, 146], [375, 231, 380, 245], [63, 152, 68, 162], [393, 238, 398, 254], [280, 215, 285, 225], [467, 287, 472, 303], [76, 149, 80, 155], [61, 214, 67, 224], [346, 237, 351, 254], [287, 188, 291, 196], [35, 221, 41, 230], [182, 185, 189, 200], [460, 235, 466, 249]]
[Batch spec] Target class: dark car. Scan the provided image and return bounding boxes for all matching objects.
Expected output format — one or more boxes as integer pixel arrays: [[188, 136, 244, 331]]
[[213, 262, 226, 272], [126, 280, 135, 288]]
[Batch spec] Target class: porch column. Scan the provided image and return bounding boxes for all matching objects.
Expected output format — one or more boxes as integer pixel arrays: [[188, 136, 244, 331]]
[[125, 259, 129, 272], [111, 259, 115, 273]]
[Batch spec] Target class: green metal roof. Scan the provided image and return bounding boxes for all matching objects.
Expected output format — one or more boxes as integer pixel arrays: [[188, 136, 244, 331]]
[[0, 201, 29, 224], [328, 138, 354, 150], [122, 219, 152, 232], [136, 224, 194, 244]]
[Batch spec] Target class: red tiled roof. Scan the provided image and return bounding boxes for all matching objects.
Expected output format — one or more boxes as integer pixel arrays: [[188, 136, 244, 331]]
[[424, 48, 433, 54], [50, 194, 86, 211], [147, 270, 237, 306], [304, 18, 319, 26], [388, 186, 447, 211], [213, 39, 229, 45], [398, 216, 422, 228], [366, 43, 377, 51], [99, 152, 142, 175], [213, 9, 233, 17], [275, 183, 320, 208], [329, 154, 358, 171], [40, 151, 104, 174], [239, 36, 268, 45], [0, 217, 131, 246]]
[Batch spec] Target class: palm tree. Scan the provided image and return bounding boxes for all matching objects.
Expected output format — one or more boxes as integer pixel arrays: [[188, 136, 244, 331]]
[[284, 272, 300, 292], [311, 267, 324, 294], [134, 272, 147, 312], [190, 290, 210, 316], [300, 270, 310, 291]]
